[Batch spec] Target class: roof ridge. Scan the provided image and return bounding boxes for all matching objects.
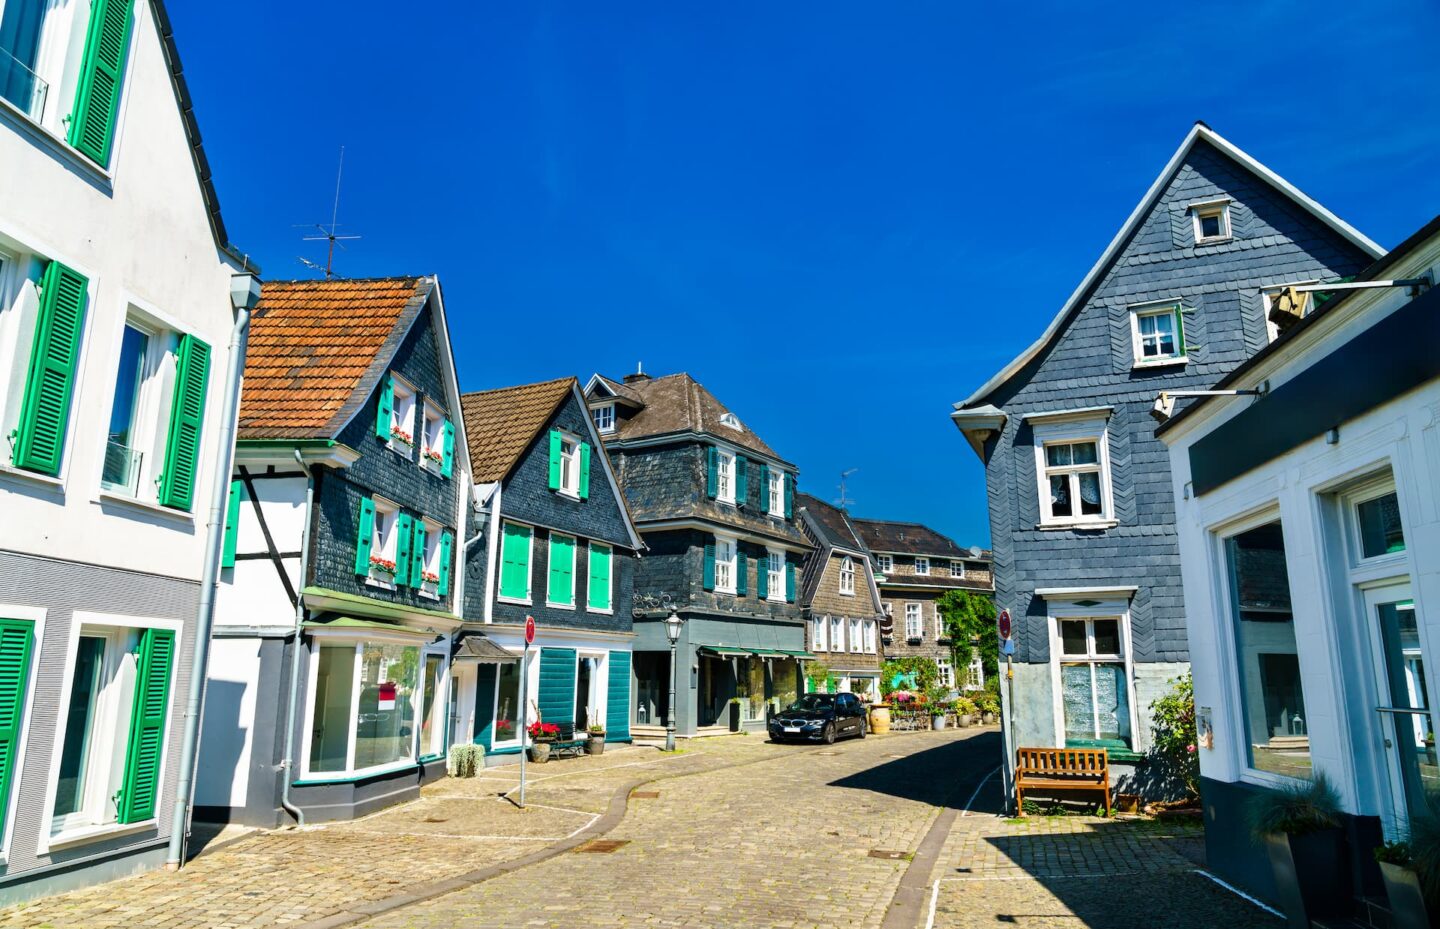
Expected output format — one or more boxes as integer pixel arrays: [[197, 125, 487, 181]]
[[462, 376, 577, 399], [262, 275, 428, 286]]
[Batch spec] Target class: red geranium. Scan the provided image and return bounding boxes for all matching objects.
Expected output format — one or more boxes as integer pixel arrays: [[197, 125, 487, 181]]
[[528, 721, 561, 741]]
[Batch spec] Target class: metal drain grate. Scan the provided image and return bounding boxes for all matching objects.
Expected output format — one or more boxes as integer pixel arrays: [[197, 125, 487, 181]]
[[868, 849, 909, 860], [631, 790, 660, 799], [575, 839, 630, 853]]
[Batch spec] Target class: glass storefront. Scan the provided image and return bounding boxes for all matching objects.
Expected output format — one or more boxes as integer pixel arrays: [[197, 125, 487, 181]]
[[308, 636, 443, 777], [494, 660, 521, 744]]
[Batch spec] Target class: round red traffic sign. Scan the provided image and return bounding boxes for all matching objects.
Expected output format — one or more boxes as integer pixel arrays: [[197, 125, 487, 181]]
[[525, 615, 536, 645], [998, 609, 1011, 640]]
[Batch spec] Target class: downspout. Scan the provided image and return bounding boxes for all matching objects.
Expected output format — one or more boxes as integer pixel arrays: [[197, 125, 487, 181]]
[[166, 273, 260, 870], [480, 483, 502, 624], [278, 448, 317, 826]]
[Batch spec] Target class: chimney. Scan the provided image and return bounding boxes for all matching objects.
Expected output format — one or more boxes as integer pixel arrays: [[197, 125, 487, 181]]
[[623, 361, 651, 385]]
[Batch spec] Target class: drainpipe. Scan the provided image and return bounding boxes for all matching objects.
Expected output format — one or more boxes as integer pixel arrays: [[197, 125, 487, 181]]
[[278, 448, 317, 827], [165, 273, 260, 870]]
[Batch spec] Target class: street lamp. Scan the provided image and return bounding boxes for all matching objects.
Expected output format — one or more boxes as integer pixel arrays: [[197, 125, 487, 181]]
[[664, 610, 684, 752]]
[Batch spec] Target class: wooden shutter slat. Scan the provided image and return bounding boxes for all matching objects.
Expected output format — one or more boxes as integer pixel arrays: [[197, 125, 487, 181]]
[[440, 419, 455, 478], [588, 545, 611, 611], [158, 334, 211, 511], [703, 542, 715, 591], [408, 520, 427, 587], [67, 0, 134, 165], [394, 513, 414, 586], [438, 531, 453, 596], [705, 447, 718, 498], [353, 497, 376, 575], [578, 442, 591, 500], [0, 621, 34, 832], [547, 430, 562, 490], [12, 262, 88, 475], [119, 628, 173, 823]]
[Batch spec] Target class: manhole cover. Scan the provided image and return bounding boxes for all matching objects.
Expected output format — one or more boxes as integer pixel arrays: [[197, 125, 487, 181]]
[[869, 849, 909, 860], [631, 790, 660, 799], [575, 839, 630, 853]]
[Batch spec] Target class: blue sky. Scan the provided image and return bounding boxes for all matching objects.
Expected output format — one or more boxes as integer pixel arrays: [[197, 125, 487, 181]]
[[171, 1, 1439, 546]]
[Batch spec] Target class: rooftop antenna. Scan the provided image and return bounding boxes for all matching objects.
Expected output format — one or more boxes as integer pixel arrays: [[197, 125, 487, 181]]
[[836, 468, 859, 509], [294, 146, 361, 279]]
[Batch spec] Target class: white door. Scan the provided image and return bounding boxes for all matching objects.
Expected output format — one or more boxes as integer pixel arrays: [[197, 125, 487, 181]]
[[1364, 582, 1436, 836], [450, 664, 477, 746]]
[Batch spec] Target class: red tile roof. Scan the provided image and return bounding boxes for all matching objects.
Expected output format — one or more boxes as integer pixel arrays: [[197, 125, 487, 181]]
[[459, 378, 576, 483]]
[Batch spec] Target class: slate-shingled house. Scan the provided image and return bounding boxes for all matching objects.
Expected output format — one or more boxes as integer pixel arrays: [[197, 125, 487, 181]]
[[796, 494, 886, 698], [456, 377, 642, 760], [950, 123, 1381, 804], [850, 520, 993, 690], [585, 371, 813, 735], [196, 277, 470, 825]]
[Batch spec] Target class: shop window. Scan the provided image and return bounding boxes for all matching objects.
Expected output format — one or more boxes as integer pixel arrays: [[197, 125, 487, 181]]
[[493, 661, 521, 745], [418, 654, 446, 760], [1057, 617, 1131, 746], [307, 639, 439, 778]]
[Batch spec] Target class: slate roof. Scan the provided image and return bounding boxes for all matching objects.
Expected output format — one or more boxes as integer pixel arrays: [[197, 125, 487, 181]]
[[459, 377, 576, 484], [238, 277, 432, 440], [600, 373, 788, 464], [795, 493, 883, 610], [591, 375, 646, 407], [795, 493, 868, 553], [851, 518, 983, 559]]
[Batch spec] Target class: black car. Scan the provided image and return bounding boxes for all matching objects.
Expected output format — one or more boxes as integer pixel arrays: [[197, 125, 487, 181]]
[[768, 693, 867, 744]]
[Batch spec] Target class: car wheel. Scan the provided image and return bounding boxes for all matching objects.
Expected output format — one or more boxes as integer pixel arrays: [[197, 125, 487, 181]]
[[822, 722, 836, 745], [857, 718, 867, 739]]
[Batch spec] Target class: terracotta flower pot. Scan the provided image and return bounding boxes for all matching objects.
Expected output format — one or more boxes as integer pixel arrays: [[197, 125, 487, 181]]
[[869, 706, 891, 734]]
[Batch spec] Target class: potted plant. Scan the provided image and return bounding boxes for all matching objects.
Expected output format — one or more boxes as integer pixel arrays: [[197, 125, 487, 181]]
[[727, 697, 742, 732], [954, 697, 977, 728], [926, 687, 949, 730], [585, 724, 606, 755], [977, 694, 1000, 725], [1248, 774, 1350, 929], [527, 720, 559, 763]]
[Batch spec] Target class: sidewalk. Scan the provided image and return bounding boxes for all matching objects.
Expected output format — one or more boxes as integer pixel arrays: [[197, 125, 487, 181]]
[[0, 739, 780, 929]]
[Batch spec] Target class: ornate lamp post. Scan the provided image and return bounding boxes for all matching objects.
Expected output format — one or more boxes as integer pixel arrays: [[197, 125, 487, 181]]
[[664, 609, 685, 752]]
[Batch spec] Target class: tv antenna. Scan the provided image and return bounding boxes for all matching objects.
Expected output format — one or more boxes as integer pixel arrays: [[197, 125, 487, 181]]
[[836, 468, 859, 509], [295, 146, 360, 279]]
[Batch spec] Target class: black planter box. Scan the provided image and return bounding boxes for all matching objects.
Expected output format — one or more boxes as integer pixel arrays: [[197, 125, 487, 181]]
[[1264, 829, 1352, 929]]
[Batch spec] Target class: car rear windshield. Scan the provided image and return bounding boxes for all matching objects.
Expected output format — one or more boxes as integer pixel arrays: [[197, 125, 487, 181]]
[[784, 695, 834, 712]]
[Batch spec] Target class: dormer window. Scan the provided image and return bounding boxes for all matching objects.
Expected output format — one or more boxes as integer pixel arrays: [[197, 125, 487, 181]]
[[591, 403, 615, 434], [1190, 199, 1232, 244], [719, 412, 742, 431], [839, 557, 856, 595], [914, 557, 930, 576]]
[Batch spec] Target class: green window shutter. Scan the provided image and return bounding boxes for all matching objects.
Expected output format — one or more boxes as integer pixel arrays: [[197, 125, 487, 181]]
[[473, 663, 497, 748], [409, 521, 428, 587], [500, 523, 531, 600], [735, 456, 748, 507], [548, 534, 574, 605], [588, 544, 612, 611], [605, 651, 631, 742], [376, 376, 394, 441], [757, 463, 769, 508], [221, 479, 242, 568], [158, 334, 211, 511], [757, 555, 769, 599], [12, 261, 88, 475], [578, 442, 591, 500], [783, 473, 794, 519], [394, 513, 414, 586], [0, 620, 34, 833], [353, 497, 376, 575], [1175, 307, 1187, 356], [785, 562, 796, 603], [537, 647, 576, 729], [119, 627, 174, 823], [547, 430, 562, 490], [67, 0, 134, 166], [438, 531, 454, 596], [703, 542, 715, 591], [736, 551, 748, 597], [705, 446, 718, 498], [440, 419, 455, 478]]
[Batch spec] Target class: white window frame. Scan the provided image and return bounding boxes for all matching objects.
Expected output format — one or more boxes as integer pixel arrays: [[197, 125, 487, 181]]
[[557, 432, 581, 499], [1045, 600, 1138, 749], [1191, 199, 1232, 244], [367, 497, 401, 590], [1032, 413, 1116, 529], [936, 657, 954, 688], [416, 648, 450, 761], [715, 448, 736, 505], [1129, 300, 1187, 367], [591, 403, 615, 434], [767, 469, 784, 516], [838, 557, 855, 596], [849, 618, 863, 654], [719, 412, 742, 431], [830, 616, 844, 653], [417, 518, 442, 600], [914, 557, 930, 576], [863, 619, 876, 654], [875, 554, 893, 574], [96, 312, 172, 503], [713, 534, 737, 594], [489, 653, 527, 749], [950, 560, 964, 578], [766, 548, 785, 602], [1343, 476, 1408, 569], [0, 1, 125, 140], [388, 375, 418, 457], [39, 612, 182, 854], [905, 603, 923, 640], [812, 616, 828, 652], [420, 401, 445, 473]]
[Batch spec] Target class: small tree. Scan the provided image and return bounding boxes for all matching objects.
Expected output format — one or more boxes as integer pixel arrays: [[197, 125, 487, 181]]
[[881, 657, 938, 696], [937, 589, 998, 682], [1150, 672, 1199, 799], [804, 659, 832, 692]]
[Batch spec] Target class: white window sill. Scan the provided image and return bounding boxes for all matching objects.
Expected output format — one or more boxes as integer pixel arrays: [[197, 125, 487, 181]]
[[365, 576, 398, 591], [498, 595, 532, 606], [556, 489, 580, 501], [1195, 236, 1233, 246], [545, 600, 576, 611], [0, 463, 65, 493], [95, 491, 193, 523], [715, 498, 737, 508], [767, 595, 785, 604], [1132, 357, 1188, 370], [421, 457, 444, 475], [715, 588, 737, 596], [45, 819, 155, 853], [1036, 519, 1119, 531], [839, 590, 855, 597], [586, 605, 615, 615], [0, 95, 112, 186], [418, 588, 440, 601]]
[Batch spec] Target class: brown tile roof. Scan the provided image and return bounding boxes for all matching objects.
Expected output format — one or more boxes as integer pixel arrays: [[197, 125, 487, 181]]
[[460, 377, 577, 483], [238, 277, 431, 440], [851, 518, 988, 560], [601, 373, 787, 463]]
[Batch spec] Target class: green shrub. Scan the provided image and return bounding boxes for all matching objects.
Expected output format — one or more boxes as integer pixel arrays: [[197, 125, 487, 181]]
[[1149, 673, 1199, 799], [1248, 773, 1342, 840], [954, 697, 978, 716], [447, 743, 485, 778]]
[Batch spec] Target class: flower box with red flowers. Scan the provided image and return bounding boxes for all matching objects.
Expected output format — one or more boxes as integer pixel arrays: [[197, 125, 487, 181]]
[[369, 555, 398, 576], [390, 427, 415, 446], [423, 448, 444, 464], [421, 570, 440, 585], [527, 722, 561, 743]]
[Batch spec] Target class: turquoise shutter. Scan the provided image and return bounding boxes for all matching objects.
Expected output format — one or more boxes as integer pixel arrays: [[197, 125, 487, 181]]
[[606, 651, 631, 742], [500, 523, 531, 600], [409, 521, 428, 587], [473, 663, 497, 748], [785, 562, 796, 603], [547, 430, 562, 490], [587, 545, 611, 610], [705, 447, 718, 498], [221, 478, 242, 568], [736, 551, 748, 597], [735, 456, 747, 506], [438, 531, 454, 596], [548, 534, 574, 605], [119, 628, 174, 823], [757, 555, 769, 599], [158, 334, 211, 511], [578, 442, 591, 500], [703, 542, 715, 591], [376, 376, 394, 440], [394, 513, 414, 585], [440, 419, 455, 478], [537, 648, 577, 730], [67, 0, 134, 166], [354, 497, 376, 575], [12, 262, 88, 475], [1175, 307, 1187, 356], [758, 463, 770, 509], [0, 620, 34, 832], [783, 473, 794, 518]]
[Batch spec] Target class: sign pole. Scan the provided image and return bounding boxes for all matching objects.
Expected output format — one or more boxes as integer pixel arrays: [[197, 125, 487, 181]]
[[518, 637, 528, 809]]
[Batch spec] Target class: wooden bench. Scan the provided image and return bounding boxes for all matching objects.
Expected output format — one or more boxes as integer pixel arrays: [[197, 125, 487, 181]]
[[548, 723, 586, 759], [1015, 747, 1110, 816]]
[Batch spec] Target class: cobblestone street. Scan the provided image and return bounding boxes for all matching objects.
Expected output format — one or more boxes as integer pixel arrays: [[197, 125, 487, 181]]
[[0, 729, 1281, 929]]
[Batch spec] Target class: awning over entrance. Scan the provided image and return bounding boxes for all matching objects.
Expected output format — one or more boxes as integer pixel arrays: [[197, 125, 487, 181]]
[[773, 650, 818, 661], [698, 646, 815, 661], [699, 646, 753, 658], [454, 633, 521, 663]]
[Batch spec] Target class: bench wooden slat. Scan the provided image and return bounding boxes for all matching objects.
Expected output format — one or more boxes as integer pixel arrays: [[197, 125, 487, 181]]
[[1014, 747, 1111, 817]]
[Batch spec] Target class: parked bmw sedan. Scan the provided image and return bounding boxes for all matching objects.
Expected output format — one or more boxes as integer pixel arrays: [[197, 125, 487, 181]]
[[769, 692, 867, 744]]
